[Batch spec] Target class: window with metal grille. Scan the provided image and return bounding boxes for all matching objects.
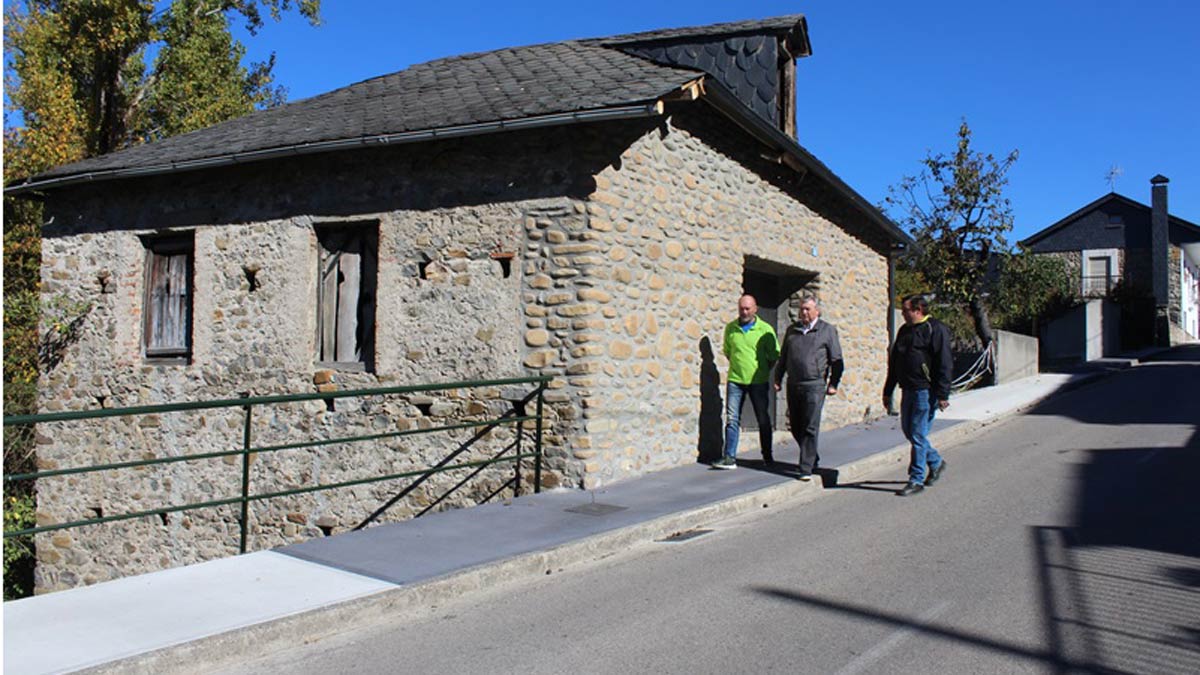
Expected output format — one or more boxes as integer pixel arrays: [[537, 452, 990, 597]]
[[142, 234, 194, 361], [1083, 256, 1114, 295], [315, 223, 377, 368]]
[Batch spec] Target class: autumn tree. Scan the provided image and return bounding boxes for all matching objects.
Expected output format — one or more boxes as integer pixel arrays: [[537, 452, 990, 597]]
[[2, 0, 320, 599], [989, 248, 1078, 336], [886, 121, 1019, 347]]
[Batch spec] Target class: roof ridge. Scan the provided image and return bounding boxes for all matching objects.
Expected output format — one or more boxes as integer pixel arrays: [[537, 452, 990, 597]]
[[585, 14, 806, 45]]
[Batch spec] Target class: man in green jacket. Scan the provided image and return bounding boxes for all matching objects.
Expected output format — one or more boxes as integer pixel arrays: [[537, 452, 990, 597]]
[[715, 294, 779, 469]]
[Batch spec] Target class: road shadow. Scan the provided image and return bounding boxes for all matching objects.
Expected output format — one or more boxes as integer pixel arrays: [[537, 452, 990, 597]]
[[750, 585, 1084, 671], [754, 357, 1200, 673], [1139, 343, 1200, 363], [825, 479, 905, 494], [1027, 420, 1200, 673], [1024, 358, 1199, 428]]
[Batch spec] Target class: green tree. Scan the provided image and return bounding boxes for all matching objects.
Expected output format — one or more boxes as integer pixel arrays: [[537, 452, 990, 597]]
[[990, 249, 1078, 336], [886, 121, 1019, 347], [3, 0, 320, 599]]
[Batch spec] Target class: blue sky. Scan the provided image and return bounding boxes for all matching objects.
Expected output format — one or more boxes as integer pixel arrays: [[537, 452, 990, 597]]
[[10, 1, 1200, 242], [230, 0, 1198, 243]]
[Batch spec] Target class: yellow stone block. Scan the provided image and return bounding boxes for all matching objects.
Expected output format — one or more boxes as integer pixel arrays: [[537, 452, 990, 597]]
[[525, 329, 550, 347], [608, 341, 633, 359], [523, 350, 557, 368], [557, 303, 599, 317]]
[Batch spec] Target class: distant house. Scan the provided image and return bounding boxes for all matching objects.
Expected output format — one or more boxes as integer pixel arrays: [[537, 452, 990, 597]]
[[1022, 176, 1200, 346], [7, 15, 910, 591]]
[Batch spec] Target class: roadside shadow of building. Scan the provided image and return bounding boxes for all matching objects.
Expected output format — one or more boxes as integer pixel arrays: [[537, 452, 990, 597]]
[[696, 336, 724, 464], [1030, 435, 1200, 673], [749, 353, 1200, 672], [1015, 345, 1200, 671]]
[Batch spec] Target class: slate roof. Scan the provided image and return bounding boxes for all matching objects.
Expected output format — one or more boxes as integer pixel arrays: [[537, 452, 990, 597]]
[[590, 14, 809, 51], [8, 14, 907, 244], [21, 16, 811, 184], [1021, 192, 1200, 248], [28, 41, 696, 181]]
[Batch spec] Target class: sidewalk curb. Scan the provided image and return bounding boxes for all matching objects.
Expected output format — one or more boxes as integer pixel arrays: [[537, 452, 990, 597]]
[[85, 478, 827, 674], [84, 370, 1112, 674]]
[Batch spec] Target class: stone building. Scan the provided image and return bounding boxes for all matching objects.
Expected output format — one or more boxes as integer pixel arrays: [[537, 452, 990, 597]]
[[1022, 176, 1200, 346], [8, 15, 909, 592]]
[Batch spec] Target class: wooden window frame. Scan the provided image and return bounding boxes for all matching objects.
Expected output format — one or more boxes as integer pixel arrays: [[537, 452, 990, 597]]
[[314, 222, 378, 371], [141, 233, 195, 364]]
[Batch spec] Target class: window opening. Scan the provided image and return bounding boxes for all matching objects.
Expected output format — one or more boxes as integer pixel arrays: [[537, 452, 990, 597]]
[[316, 224, 378, 367], [142, 234, 194, 361]]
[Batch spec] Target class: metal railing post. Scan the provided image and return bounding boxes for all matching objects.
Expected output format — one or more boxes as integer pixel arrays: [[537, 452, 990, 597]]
[[534, 382, 545, 494], [514, 400, 524, 498], [238, 393, 253, 554]]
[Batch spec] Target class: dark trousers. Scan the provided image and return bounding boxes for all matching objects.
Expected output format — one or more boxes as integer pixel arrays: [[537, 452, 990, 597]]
[[787, 381, 826, 474]]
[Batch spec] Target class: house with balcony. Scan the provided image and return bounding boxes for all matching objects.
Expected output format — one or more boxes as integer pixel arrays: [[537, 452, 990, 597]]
[[1023, 175, 1200, 350]]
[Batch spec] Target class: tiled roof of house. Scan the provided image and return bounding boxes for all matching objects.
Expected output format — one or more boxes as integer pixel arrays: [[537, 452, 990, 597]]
[[31, 40, 696, 180], [9, 14, 908, 245], [589, 14, 808, 48], [27, 15, 813, 183], [1021, 192, 1200, 248]]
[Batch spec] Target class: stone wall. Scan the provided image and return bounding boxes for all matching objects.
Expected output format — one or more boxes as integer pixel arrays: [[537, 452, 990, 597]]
[[1042, 251, 1082, 288], [32, 126, 617, 592], [546, 107, 891, 487], [32, 110, 894, 589]]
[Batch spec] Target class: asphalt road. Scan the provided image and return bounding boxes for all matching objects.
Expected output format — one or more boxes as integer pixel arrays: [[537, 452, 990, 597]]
[[223, 347, 1200, 675]]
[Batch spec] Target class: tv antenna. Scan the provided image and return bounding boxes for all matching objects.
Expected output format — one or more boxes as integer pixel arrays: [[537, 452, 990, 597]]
[[1105, 165, 1124, 192]]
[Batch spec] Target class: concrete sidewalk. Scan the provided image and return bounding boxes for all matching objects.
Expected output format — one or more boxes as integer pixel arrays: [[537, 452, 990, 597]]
[[4, 370, 1109, 675]]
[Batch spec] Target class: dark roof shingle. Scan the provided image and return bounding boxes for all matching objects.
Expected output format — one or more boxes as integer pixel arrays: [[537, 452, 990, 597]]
[[590, 14, 806, 46], [33, 41, 698, 180]]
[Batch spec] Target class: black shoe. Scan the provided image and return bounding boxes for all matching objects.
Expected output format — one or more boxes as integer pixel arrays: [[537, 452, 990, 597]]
[[763, 452, 775, 465], [896, 482, 925, 497], [925, 460, 947, 486]]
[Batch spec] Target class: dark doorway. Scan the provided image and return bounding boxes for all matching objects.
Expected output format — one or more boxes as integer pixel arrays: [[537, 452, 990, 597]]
[[741, 257, 818, 434]]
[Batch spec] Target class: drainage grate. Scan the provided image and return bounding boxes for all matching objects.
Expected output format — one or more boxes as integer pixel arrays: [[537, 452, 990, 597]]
[[657, 528, 714, 543], [564, 503, 628, 516]]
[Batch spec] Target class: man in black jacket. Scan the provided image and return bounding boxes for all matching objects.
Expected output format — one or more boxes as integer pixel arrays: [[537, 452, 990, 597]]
[[775, 297, 843, 481], [882, 294, 953, 496]]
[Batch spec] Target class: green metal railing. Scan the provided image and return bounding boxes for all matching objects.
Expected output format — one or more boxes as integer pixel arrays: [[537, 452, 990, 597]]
[[3, 376, 549, 553]]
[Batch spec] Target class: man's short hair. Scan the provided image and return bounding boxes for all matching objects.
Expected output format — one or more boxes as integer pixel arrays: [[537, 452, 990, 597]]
[[799, 296, 820, 307], [902, 293, 929, 313]]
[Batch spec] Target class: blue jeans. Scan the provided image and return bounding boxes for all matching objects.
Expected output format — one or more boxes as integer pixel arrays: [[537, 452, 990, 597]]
[[901, 388, 943, 483], [724, 382, 772, 460]]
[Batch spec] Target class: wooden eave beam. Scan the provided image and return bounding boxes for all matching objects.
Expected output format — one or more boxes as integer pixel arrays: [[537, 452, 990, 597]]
[[659, 77, 706, 104]]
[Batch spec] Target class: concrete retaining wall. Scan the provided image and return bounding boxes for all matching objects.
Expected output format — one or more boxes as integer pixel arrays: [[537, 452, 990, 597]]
[[992, 330, 1039, 384]]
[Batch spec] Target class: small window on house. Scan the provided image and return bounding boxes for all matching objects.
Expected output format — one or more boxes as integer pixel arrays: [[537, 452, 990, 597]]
[[315, 223, 378, 369], [1106, 214, 1124, 228], [142, 234, 194, 362]]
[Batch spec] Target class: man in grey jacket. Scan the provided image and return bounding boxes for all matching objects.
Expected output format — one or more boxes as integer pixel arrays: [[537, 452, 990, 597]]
[[774, 297, 843, 481]]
